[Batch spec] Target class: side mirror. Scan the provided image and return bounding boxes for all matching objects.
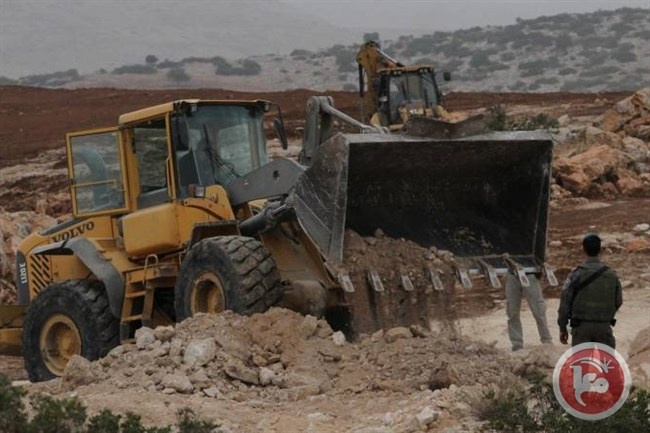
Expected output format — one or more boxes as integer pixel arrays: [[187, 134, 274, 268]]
[[273, 118, 288, 150], [443, 71, 451, 82]]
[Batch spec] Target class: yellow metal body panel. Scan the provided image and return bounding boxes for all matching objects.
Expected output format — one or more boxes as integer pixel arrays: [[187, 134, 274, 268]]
[[0, 329, 23, 355], [118, 99, 271, 125], [0, 305, 26, 356], [122, 203, 180, 257]]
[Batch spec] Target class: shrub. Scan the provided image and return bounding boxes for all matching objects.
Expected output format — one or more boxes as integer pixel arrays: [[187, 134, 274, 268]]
[[559, 67, 576, 75], [0, 76, 18, 85], [167, 67, 191, 83], [612, 49, 637, 63], [215, 59, 261, 76], [20, 69, 81, 86], [112, 64, 157, 75], [157, 59, 182, 69], [290, 49, 312, 58], [555, 32, 573, 51], [500, 52, 516, 62], [0, 374, 221, 432], [486, 106, 559, 131], [476, 373, 650, 432], [145, 55, 158, 65], [0, 374, 27, 433], [470, 52, 491, 68]]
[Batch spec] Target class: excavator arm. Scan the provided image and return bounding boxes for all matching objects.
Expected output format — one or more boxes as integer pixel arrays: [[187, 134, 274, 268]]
[[356, 41, 403, 123]]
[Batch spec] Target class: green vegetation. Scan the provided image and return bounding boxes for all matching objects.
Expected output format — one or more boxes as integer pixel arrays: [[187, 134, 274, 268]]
[[487, 106, 559, 131], [112, 64, 157, 75], [214, 58, 261, 76], [166, 67, 191, 83], [474, 372, 650, 433], [19, 69, 81, 86], [0, 374, 222, 433]]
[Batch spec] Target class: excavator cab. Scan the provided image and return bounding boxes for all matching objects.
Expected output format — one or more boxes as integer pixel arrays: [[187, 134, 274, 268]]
[[377, 67, 442, 126]]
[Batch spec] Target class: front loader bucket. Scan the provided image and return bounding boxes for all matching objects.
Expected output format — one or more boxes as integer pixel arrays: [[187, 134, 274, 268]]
[[292, 131, 553, 333]]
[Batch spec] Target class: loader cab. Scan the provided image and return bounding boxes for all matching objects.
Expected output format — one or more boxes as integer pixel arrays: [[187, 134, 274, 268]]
[[66, 100, 270, 217], [377, 67, 442, 126], [171, 101, 269, 198]]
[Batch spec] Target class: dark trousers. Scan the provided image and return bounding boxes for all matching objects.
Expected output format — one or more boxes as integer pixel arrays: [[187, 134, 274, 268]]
[[571, 321, 615, 349]]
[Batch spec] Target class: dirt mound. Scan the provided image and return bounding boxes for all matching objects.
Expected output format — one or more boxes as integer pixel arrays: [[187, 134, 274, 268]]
[[340, 230, 501, 334], [553, 88, 650, 198], [62, 308, 516, 404]]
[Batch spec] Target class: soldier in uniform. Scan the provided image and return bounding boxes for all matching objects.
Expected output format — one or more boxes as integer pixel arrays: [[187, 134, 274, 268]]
[[558, 233, 623, 348]]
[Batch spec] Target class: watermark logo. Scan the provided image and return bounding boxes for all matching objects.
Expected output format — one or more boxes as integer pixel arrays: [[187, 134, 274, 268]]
[[553, 343, 631, 420]]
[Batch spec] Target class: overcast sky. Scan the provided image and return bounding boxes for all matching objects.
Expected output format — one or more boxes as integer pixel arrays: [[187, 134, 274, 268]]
[[285, 0, 649, 30]]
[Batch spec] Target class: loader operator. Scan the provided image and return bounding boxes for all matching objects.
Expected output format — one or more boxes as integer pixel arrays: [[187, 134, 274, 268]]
[[557, 233, 623, 348], [506, 273, 552, 351]]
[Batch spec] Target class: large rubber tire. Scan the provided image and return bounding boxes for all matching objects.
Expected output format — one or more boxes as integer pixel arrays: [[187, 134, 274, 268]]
[[175, 236, 282, 321], [22, 280, 119, 382]]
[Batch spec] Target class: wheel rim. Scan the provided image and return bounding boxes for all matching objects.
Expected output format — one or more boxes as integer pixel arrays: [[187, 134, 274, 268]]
[[190, 272, 226, 314], [39, 314, 82, 376]]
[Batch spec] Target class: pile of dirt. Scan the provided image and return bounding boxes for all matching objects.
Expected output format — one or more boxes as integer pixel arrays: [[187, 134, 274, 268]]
[[343, 229, 456, 293], [340, 230, 501, 334], [553, 87, 650, 198], [0, 209, 57, 302], [61, 308, 516, 404]]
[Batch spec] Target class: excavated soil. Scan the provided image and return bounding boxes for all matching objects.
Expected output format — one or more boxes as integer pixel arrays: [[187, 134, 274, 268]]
[[340, 230, 499, 335]]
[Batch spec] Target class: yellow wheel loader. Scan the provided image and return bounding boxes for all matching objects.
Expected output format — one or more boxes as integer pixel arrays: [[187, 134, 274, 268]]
[[357, 40, 485, 137], [0, 97, 557, 381]]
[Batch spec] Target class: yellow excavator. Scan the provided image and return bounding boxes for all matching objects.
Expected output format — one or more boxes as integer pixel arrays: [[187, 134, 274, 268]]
[[357, 40, 485, 138], [0, 97, 557, 381]]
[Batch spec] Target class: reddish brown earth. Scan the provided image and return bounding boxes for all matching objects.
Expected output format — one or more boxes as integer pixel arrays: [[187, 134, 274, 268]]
[[0, 86, 632, 168]]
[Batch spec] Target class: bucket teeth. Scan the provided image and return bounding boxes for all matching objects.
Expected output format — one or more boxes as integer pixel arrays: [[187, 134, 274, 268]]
[[477, 258, 501, 289], [399, 270, 414, 292], [338, 271, 355, 293], [426, 265, 445, 291], [503, 257, 530, 287], [367, 269, 385, 292], [455, 265, 473, 289], [543, 263, 559, 286]]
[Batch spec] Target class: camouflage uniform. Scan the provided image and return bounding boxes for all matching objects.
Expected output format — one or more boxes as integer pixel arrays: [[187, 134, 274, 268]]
[[557, 256, 622, 348]]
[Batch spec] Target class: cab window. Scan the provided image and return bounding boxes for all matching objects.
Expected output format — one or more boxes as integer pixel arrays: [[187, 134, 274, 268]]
[[132, 119, 169, 207], [69, 129, 126, 215]]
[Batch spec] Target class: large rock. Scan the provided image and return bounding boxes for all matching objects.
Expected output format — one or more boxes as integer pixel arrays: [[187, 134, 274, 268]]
[[629, 327, 650, 358], [600, 88, 650, 140], [153, 325, 175, 342], [135, 327, 156, 349], [627, 327, 650, 390], [224, 362, 259, 385], [183, 338, 217, 368], [385, 327, 413, 343], [554, 144, 621, 195], [63, 355, 96, 387], [161, 372, 194, 394]]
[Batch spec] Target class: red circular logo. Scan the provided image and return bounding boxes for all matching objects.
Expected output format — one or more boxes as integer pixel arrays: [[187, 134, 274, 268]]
[[553, 343, 631, 420]]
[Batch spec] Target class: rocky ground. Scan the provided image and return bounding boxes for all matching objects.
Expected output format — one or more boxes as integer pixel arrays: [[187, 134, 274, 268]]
[[0, 86, 649, 431]]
